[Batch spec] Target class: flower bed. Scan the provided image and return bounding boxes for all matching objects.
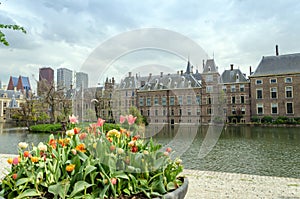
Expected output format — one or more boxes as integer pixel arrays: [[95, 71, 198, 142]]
[[0, 115, 184, 199]]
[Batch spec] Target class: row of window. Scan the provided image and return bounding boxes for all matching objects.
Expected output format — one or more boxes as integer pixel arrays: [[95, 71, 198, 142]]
[[206, 107, 247, 115], [139, 95, 201, 106], [140, 108, 201, 116], [256, 86, 293, 99], [221, 84, 245, 93], [256, 77, 292, 85], [256, 103, 294, 114]]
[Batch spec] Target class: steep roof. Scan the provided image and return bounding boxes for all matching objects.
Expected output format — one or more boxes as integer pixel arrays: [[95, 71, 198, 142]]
[[203, 59, 218, 73], [221, 69, 248, 83], [140, 73, 201, 91], [21, 76, 31, 90], [252, 53, 300, 76], [12, 77, 18, 87]]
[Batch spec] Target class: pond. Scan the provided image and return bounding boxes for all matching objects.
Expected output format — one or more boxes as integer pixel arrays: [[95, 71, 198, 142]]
[[0, 123, 299, 178]]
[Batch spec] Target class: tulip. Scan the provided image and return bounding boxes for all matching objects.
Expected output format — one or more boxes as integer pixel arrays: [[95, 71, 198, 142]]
[[18, 142, 28, 149], [131, 146, 138, 153], [38, 142, 47, 151], [111, 178, 117, 185], [74, 127, 80, 134], [128, 141, 135, 147], [164, 151, 169, 156], [79, 133, 87, 140], [127, 115, 137, 125], [12, 173, 18, 180], [31, 156, 39, 163], [71, 149, 77, 155], [69, 115, 78, 124], [110, 145, 116, 152], [24, 151, 31, 158], [97, 118, 105, 127], [75, 143, 86, 153], [166, 147, 172, 153], [66, 164, 75, 172], [66, 129, 75, 137], [12, 157, 19, 165], [119, 115, 126, 124], [117, 148, 124, 155], [7, 158, 13, 164]]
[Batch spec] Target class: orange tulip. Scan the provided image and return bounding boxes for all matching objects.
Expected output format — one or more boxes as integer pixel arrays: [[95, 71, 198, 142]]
[[75, 143, 86, 153], [31, 156, 39, 163], [66, 164, 75, 172]]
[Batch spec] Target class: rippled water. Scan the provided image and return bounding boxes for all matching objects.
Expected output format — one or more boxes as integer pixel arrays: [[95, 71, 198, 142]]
[[149, 125, 300, 178], [0, 123, 299, 178]]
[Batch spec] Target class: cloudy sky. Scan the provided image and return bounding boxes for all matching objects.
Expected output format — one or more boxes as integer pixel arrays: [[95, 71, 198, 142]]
[[1, 0, 300, 90]]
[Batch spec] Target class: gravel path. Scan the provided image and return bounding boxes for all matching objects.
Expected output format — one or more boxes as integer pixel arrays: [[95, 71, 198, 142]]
[[1, 154, 300, 198]]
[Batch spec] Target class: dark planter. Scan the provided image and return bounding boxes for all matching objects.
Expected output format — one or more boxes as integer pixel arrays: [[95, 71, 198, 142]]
[[154, 177, 189, 199]]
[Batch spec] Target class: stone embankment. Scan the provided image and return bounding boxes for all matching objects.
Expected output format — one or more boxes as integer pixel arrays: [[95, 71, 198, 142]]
[[1, 154, 299, 198]]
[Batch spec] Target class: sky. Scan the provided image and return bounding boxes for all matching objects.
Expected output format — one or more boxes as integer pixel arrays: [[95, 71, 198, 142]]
[[1, 0, 300, 91]]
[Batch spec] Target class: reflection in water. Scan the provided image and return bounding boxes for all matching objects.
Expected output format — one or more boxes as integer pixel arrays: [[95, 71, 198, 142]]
[[148, 125, 300, 178], [1, 124, 299, 178]]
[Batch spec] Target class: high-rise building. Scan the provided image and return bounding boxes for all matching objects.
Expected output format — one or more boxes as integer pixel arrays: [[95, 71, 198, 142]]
[[75, 72, 88, 89], [39, 67, 54, 84], [38, 67, 54, 95], [57, 68, 73, 91]]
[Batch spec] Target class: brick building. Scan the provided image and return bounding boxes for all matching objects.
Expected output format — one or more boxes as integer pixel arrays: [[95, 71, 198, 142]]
[[249, 52, 300, 120], [221, 64, 251, 123], [137, 61, 203, 124]]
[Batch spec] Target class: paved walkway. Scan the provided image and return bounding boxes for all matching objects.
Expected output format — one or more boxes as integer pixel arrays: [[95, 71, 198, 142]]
[[1, 154, 300, 198]]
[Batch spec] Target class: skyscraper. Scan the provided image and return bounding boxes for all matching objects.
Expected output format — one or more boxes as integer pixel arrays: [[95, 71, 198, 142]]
[[75, 72, 88, 89], [57, 68, 73, 91], [38, 67, 54, 95], [39, 67, 54, 84]]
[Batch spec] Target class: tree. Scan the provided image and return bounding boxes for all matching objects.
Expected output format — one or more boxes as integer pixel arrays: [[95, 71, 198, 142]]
[[12, 96, 36, 127], [38, 79, 72, 124], [1, 2, 26, 46]]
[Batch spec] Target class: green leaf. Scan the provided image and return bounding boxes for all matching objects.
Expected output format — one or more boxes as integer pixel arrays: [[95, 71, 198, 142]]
[[167, 181, 176, 191], [69, 181, 93, 197], [16, 178, 31, 186], [123, 188, 130, 195], [99, 184, 110, 199], [112, 171, 129, 180], [48, 182, 70, 199], [151, 177, 167, 194], [78, 151, 88, 161], [15, 189, 40, 199], [84, 165, 97, 180]]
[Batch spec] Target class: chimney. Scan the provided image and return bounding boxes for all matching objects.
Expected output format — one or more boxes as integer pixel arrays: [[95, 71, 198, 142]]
[[276, 45, 279, 56], [230, 64, 234, 71], [160, 72, 163, 77], [128, 72, 132, 77], [250, 66, 252, 75], [112, 77, 115, 85], [180, 70, 183, 75]]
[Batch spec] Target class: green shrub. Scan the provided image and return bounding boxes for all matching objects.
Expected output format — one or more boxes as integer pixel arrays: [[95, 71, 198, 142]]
[[251, 116, 260, 123], [261, 116, 273, 123], [29, 124, 62, 132]]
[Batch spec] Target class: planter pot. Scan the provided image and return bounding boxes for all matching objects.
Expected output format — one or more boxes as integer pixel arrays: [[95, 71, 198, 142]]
[[154, 177, 189, 199]]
